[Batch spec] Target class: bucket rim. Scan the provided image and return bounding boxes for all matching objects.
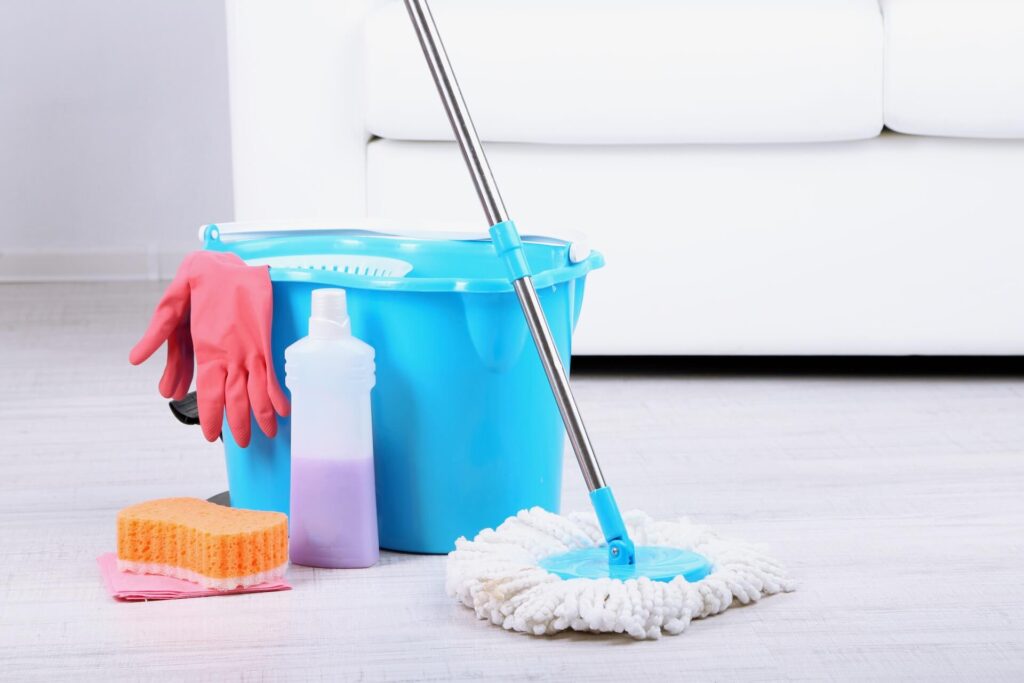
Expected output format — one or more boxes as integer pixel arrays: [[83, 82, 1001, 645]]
[[202, 223, 604, 293]]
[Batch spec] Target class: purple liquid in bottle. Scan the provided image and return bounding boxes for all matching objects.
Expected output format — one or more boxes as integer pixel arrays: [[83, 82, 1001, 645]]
[[290, 456, 379, 568]]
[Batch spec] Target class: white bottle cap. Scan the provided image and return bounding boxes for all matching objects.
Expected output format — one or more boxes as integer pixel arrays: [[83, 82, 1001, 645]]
[[309, 288, 350, 338]]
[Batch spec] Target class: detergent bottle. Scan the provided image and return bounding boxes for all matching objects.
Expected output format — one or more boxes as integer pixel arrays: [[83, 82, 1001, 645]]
[[286, 288, 379, 568]]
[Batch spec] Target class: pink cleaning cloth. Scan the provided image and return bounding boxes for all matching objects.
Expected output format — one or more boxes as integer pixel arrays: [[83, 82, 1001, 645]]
[[97, 553, 291, 601]]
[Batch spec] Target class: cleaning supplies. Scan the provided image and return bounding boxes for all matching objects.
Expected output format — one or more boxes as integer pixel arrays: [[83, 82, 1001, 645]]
[[403, 0, 791, 637], [285, 288, 379, 569], [116, 497, 288, 589], [130, 250, 290, 447]]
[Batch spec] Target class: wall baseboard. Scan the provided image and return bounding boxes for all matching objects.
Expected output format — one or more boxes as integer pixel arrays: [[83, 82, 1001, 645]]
[[0, 248, 192, 282]]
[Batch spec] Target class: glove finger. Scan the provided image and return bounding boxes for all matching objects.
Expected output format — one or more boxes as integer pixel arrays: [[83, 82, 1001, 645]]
[[171, 322, 195, 400], [247, 359, 278, 439], [157, 323, 183, 399], [129, 265, 191, 365], [225, 365, 252, 448], [265, 361, 291, 418], [253, 277, 290, 419], [196, 363, 227, 443]]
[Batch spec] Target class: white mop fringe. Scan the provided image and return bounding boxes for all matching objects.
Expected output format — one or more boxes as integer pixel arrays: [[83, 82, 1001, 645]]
[[445, 507, 795, 640]]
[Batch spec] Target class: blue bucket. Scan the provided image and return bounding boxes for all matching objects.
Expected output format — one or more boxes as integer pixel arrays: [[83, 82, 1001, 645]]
[[203, 224, 603, 554]]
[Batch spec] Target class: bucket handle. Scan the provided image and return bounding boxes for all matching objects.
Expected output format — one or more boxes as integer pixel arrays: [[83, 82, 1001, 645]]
[[200, 221, 591, 264]]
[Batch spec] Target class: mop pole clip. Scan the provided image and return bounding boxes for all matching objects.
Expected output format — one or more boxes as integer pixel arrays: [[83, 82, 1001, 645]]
[[489, 221, 532, 280]]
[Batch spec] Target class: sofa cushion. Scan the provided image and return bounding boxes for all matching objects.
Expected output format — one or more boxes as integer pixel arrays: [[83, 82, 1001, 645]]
[[364, 0, 883, 144], [883, 0, 1024, 138], [367, 134, 1024, 353]]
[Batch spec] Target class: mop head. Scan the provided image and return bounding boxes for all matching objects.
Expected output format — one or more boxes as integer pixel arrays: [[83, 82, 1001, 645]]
[[446, 507, 794, 640]]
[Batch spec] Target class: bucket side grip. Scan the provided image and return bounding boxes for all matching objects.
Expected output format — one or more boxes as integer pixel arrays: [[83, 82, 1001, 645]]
[[462, 293, 529, 373], [571, 277, 588, 333]]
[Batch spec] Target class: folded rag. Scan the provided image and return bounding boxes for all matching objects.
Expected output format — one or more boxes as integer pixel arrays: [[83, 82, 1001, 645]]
[[97, 553, 290, 601]]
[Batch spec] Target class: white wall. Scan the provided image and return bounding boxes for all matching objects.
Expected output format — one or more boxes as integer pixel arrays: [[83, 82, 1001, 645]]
[[0, 0, 233, 281]]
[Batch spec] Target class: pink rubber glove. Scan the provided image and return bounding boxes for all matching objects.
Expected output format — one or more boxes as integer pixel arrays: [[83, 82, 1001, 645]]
[[129, 251, 290, 447]]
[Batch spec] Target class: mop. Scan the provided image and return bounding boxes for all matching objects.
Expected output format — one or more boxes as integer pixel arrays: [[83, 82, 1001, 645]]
[[404, 0, 794, 639]]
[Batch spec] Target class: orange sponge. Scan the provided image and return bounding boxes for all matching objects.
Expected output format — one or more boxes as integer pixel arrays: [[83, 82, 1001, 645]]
[[117, 497, 288, 589]]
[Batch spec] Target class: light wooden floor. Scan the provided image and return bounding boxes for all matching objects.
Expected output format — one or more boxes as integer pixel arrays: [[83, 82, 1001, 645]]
[[2, 283, 1023, 681]]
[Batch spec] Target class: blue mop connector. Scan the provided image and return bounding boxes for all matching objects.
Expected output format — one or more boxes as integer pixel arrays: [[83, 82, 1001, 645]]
[[590, 486, 636, 565], [489, 220, 532, 281]]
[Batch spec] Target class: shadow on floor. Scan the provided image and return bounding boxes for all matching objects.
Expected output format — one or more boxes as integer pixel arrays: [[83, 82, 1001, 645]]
[[571, 355, 1024, 377]]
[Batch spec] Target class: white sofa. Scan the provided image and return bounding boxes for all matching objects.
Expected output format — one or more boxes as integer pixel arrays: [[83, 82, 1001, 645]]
[[224, 0, 1024, 355]]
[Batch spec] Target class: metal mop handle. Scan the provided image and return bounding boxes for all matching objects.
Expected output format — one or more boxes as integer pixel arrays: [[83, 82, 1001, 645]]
[[404, 0, 635, 564]]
